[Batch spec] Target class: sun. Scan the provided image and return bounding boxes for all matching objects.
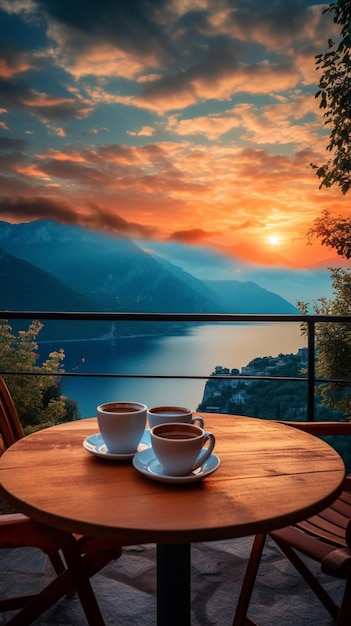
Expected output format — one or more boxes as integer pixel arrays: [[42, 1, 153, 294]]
[[267, 235, 281, 247]]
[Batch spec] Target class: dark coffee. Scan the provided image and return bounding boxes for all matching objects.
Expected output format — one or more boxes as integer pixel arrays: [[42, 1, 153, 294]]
[[158, 432, 197, 440], [102, 405, 139, 413]]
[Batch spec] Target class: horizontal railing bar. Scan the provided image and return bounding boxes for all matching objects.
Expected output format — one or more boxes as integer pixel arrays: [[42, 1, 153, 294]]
[[0, 370, 350, 384], [2, 311, 351, 421], [1, 311, 351, 323], [0, 371, 307, 381]]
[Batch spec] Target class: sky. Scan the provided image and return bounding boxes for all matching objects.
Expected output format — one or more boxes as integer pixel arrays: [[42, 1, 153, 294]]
[[0, 0, 350, 303]]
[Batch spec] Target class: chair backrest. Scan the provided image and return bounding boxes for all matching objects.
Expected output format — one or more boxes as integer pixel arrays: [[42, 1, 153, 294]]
[[0, 377, 24, 449]]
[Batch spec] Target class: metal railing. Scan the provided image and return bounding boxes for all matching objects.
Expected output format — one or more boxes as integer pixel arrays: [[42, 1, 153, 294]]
[[1, 311, 351, 421]]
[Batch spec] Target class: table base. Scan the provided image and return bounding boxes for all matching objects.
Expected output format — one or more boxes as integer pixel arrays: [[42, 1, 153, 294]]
[[157, 544, 191, 626]]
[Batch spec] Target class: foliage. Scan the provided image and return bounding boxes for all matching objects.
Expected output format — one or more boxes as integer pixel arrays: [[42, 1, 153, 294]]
[[307, 209, 351, 258], [0, 319, 80, 433], [298, 267, 351, 418], [305, 2, 351, 421], [312, 1, 351, 194]]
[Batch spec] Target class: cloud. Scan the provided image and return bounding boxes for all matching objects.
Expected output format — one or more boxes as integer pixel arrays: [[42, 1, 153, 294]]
[[85, 202, 156, 237], [169, 227, 217, 242], [127, 126, 156, 137], [0, 0, 345, 272], [0, 195, 157, 237], [0, 135, 27, 150], [133, 56, 300, 114], [24, 91, 92, 121], [0, 40, 33, 77], [0, 195, 80, 222], [1, 130, 349, 270], [166, 95, 321, 144], [1, 0, 325, 116], [0, 77, 92, 121]]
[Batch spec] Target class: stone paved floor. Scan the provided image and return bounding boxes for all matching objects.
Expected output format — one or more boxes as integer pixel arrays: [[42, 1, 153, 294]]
[[0, 535, 345, 625]]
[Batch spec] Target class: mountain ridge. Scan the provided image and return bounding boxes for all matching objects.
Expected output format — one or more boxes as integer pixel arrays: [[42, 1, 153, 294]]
[[0, 220, 299, 340]]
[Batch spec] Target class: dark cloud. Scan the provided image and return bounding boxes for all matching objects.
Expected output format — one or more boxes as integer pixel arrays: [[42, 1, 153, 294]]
[[40, 159, 108, 184], [140, 38, 241, 97], [0, 196, 80, 223], [169, 228, 216, 243], [0, 136, 27, 151], [0, 40, 32, 76], [34, 0, 175, 60], [3, 0, 325, 118], [28, 99, 90, 122], [0, 195, 156, 238], [86, 202, 155, 237], [47, 0, 314, 59], [0, 77, 88, 120], [225, 0, 309, 35], [0, 76, 30, 105]]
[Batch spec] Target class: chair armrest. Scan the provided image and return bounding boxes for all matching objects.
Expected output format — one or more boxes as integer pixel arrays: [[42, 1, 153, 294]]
[[321, 547, 351, 577], [0, 513, 70, 553]]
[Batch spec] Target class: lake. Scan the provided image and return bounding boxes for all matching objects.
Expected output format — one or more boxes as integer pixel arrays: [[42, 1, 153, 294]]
[[42, 322, 306, 418]]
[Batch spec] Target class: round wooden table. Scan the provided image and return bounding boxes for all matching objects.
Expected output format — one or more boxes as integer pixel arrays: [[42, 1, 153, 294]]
[[0, 415, 345, 626]]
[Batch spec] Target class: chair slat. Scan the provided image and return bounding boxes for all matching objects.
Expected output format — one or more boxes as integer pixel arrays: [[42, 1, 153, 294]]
[[297, 519, 347, 547], [0, 377, 24, 447]]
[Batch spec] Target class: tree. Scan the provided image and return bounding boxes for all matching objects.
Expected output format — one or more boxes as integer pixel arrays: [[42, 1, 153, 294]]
[[307, 209, 351, 258], [0, 319, 80, 433], [311, 1, 351, 194], [305, 3, 351, 419], [298, 268, 351, 418]]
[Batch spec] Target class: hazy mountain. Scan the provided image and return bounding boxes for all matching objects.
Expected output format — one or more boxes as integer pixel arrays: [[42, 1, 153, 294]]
[[149, 254, 220, 301], [154, 254, 298, 313], [203, 280, 298, 314], [0, 220, 220, 314], [0, 248, 112, 340]]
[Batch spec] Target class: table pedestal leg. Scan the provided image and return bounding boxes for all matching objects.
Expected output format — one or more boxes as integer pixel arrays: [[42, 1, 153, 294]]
[[157, 543, 191, 626]]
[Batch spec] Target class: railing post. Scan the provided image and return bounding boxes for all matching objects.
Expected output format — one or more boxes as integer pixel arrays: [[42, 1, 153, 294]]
[[307, 318, 315, 421]]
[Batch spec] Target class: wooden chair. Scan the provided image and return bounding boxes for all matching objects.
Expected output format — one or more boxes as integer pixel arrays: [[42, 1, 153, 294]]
[[0, 376, 123, 626], [232, 421, 351, 626]]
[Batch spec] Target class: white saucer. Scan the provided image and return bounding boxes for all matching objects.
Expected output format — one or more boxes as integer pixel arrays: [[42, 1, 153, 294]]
[[83, 429, 151, 460], [132, 448, 220, 483]]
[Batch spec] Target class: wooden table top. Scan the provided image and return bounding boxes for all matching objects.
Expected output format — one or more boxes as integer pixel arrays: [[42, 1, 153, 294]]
[[0, 415, 345, 545]]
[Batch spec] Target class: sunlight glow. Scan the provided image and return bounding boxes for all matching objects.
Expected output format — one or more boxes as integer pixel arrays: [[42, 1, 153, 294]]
[[267, 235, 281, 247]]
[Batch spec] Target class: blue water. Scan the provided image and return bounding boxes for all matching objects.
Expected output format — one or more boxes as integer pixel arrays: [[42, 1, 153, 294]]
[[41, 323, 305, 418]]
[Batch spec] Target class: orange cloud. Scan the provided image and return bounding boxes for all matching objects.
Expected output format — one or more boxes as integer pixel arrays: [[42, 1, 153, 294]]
[[127, 126, 156, 137]]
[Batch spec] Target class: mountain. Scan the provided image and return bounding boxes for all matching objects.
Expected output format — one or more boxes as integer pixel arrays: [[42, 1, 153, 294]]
[[0, 220, 220, 314], [0, 248, 112, 340], [0, 220, 299, 342], [153, 254, 298, 313], [203, 280, 298, 314]]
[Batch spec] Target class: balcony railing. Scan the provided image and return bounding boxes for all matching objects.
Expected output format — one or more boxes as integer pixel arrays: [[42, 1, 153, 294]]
[[2, 311, 351, 422]]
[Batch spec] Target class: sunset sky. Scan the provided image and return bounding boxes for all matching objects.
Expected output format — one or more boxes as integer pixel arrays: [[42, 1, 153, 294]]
[[1, 0, 350, 302]]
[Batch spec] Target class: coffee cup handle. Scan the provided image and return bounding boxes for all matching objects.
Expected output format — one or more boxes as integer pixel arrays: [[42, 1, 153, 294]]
[[192, 415, 204, 428], [192, 432, 215, 471]]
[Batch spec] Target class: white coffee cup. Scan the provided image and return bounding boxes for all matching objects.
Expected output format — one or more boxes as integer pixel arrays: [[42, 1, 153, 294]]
[[147, 405, 204, 429], [97, 401, 147, 454], [150, 422, 215, 476]]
